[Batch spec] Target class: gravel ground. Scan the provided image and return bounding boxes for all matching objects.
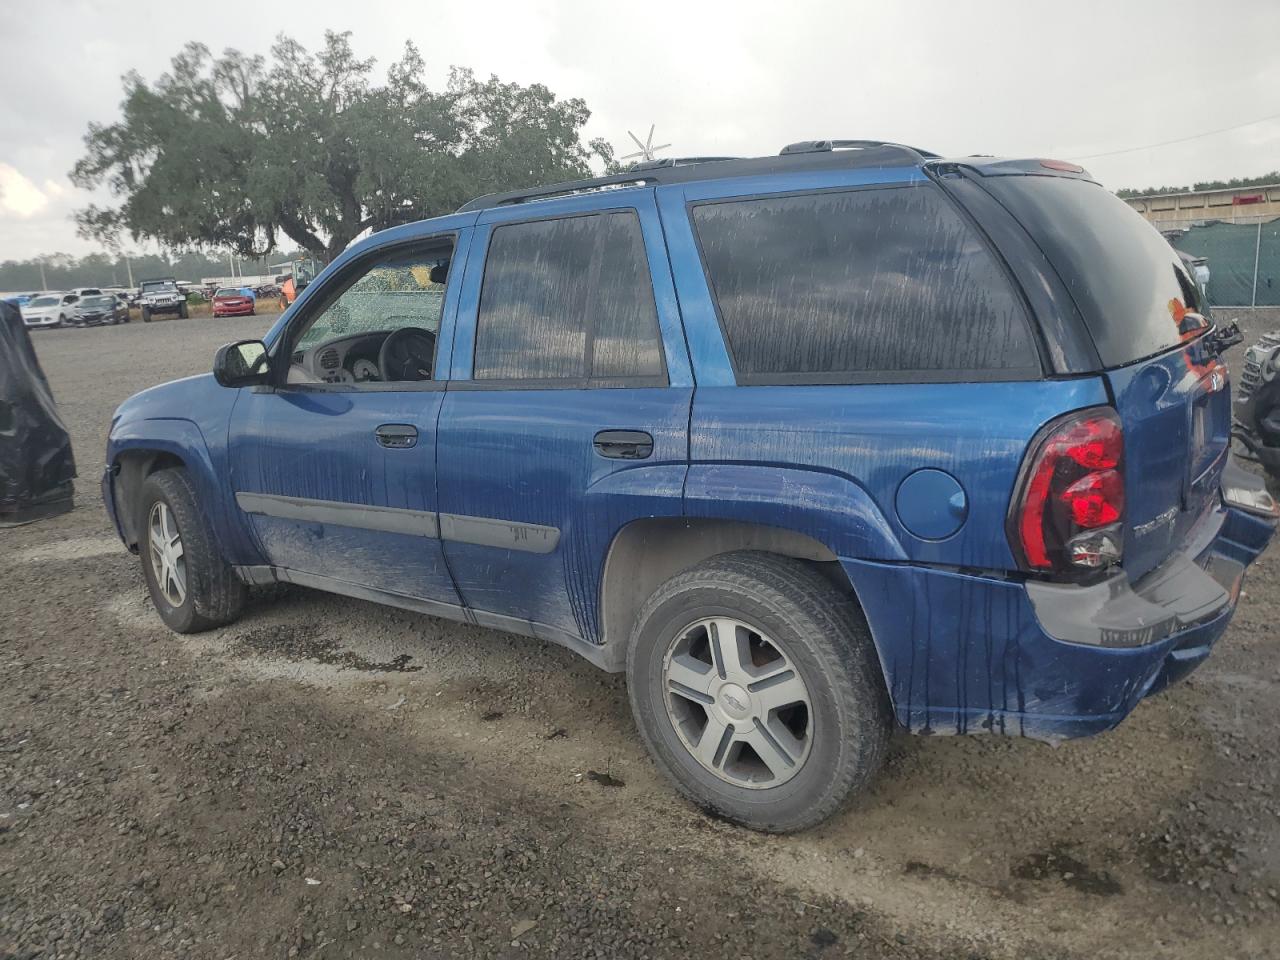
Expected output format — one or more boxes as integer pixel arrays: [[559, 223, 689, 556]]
[[3, 310, 1280, 960]]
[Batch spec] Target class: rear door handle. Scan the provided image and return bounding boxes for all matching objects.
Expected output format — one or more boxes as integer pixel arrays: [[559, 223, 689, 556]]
[[375, 423, 418, 449], [593, 430, 653, 460]]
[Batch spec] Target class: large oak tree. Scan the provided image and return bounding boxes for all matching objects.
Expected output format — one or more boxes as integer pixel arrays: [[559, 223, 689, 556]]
[[73, 32, 614, 261]]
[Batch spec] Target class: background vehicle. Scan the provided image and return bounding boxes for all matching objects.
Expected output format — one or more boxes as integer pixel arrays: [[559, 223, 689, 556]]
[[277, 257, 321, 309], [70, 293, 129, 326], [212, 287, 256, 318], [103, 142, 1277, 833], [69, 287, 103, 299], [20, 293, 78, 329], [137, 278, 187, 322], [1235, 330, 1280, 482]]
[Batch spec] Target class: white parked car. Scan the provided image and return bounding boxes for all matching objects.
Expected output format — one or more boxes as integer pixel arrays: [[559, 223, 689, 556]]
[[20, 293, 79, 329]]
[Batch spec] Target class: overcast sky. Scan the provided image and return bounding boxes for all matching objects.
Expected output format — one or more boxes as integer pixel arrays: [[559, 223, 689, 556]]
[[1, 0, 1277, 261]]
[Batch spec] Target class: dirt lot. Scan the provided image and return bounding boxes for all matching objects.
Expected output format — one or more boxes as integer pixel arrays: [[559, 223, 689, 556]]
[[3, 310, 1280, 960]]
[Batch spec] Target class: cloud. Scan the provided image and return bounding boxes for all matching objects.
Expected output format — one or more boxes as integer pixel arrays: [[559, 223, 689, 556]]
[[0, 164, 51, 218]]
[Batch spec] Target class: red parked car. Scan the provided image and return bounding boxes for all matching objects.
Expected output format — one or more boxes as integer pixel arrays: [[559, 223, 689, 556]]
[[211, 288, 256, 318]]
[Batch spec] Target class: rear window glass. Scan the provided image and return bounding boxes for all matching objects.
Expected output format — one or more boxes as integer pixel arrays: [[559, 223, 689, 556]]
[[691, 185, 1038, 381], [982, 176, 1199, 367]]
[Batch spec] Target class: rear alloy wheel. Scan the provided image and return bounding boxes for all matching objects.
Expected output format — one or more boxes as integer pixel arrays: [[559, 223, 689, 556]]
[[137, 468, 246, 632], [662, 617, 813, 788], [628, 551, 891, 833]]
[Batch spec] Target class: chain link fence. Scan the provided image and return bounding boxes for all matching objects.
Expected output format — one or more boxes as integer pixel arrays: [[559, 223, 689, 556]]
[[1164, 217, 1280, 307]]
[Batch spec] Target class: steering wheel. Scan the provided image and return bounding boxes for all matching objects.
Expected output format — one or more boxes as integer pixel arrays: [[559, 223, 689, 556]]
[[378, 327, 437, 382]]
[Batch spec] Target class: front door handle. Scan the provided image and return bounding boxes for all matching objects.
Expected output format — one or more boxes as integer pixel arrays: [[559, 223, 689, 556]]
[[593, 429, 653, 460], [375, 423, 418, 449]]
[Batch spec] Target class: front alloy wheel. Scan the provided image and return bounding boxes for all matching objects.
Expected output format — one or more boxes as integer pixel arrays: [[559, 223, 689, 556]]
[[663, 617, 812, 788], [147, 501, 187, 607]]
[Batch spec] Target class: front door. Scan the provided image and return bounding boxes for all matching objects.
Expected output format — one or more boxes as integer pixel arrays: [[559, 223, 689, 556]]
[[227, 230, 470, 609]]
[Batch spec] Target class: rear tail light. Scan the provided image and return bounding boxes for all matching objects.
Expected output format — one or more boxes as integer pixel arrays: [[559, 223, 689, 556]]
[[1008, 407, 1125, 576]]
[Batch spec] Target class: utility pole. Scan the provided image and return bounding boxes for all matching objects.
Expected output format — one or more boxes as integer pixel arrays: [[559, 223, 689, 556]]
[[125, 255, 134, 289], [38, 257, 47, 290]]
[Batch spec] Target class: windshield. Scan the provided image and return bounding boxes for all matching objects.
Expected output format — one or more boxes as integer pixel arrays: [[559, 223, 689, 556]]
[[215, 288, 242, 297], [981, 175, 1203, 367], [81, 296, 114, 308], [29, 296, 58, 307], [142, 281, 177, 292]]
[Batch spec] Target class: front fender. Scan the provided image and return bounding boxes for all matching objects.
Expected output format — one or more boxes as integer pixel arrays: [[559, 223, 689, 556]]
[[107, 417, 261, 566]]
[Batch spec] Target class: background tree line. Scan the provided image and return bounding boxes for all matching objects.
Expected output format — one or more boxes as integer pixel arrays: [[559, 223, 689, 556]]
[[0, 250, 306, 293], [72, 31, 615, 263], [1116, 170, 1280, 199]]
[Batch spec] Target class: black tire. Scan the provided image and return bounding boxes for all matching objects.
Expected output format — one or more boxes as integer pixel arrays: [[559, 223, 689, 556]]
[[627, 551, 891, 833], [137, 468, 246, 633], [179, 302, 189, 319], [141, 306, 151, 323]]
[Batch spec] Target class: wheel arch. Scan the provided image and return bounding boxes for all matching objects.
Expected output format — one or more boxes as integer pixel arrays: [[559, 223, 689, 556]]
[[107, 416, 256, 566], [598, 517, 876, 673], [112, 448, 189, 550]]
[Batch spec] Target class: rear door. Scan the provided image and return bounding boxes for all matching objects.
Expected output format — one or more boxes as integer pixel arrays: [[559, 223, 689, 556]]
[[437, 191, 692, 644], [980, 174, 1229, 578]]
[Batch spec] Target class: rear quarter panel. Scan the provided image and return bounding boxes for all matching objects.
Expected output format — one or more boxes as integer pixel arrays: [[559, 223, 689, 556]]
[[686, 380, 1110, 569]]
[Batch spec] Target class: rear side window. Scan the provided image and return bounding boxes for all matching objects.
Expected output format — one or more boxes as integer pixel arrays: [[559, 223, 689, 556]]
[[982, 176, 1197, 367], [474, 211, 664, 382], [691, 185, 1038, 382]]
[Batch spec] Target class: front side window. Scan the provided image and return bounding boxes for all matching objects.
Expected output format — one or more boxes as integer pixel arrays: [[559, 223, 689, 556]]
[[286, 241, 452, 386], [692, 185, 1039, 381], [473, 211, 664, 383]]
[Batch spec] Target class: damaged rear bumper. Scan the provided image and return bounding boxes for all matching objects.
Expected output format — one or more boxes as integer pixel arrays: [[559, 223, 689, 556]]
[[842, 462, 1276, 741]]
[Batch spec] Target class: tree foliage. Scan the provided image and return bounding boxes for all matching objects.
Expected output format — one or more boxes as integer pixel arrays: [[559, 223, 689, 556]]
[[73, 32, 612, 260], [1116, 171, 1280, 199]]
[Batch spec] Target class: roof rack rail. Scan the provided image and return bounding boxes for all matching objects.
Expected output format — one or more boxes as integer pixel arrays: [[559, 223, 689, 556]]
[[780, 139, 940, 161], [456, 143, 935, 213], [629, 155, 741, 172], [456, 172, 659, 213]]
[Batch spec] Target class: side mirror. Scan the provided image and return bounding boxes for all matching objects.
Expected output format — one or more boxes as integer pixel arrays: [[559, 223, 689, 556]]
[[213, 340, 271, 388]]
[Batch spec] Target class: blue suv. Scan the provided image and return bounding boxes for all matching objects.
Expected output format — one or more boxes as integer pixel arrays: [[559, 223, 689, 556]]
[[104, 140, 1278, 832]]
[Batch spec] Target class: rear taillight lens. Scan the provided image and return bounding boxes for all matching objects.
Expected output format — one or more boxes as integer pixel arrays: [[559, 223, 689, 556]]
[[1009, 407, 1125, 576]]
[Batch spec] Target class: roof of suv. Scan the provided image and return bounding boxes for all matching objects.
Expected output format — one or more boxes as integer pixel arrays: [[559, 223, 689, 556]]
[[457, 140, 1095, 213]]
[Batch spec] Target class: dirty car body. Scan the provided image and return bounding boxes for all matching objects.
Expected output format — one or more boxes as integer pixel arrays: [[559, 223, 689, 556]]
[[102, 141, 1277, 830]]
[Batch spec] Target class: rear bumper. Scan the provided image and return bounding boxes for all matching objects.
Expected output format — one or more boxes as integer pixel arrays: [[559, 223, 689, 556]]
[[843, 463, 1276, 741]]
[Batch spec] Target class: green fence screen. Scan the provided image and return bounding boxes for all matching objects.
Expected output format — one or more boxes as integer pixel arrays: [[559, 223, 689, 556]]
[[1175, 219, 1280, 307]]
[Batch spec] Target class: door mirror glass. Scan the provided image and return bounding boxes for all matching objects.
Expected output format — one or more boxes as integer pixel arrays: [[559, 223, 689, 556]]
[[213, 340, 270, 388]]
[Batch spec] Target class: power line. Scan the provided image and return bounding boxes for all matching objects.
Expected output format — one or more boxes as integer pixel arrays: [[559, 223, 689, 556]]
[[1067, 111, 1280, 161]]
